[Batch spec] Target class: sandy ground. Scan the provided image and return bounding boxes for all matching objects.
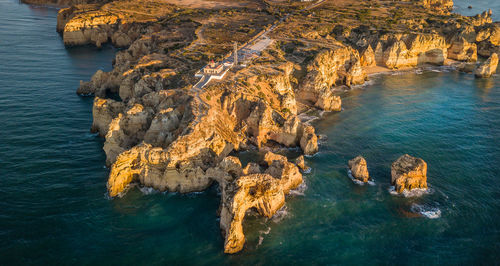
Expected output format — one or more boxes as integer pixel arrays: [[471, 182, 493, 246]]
[[160, 0, 248, 9]]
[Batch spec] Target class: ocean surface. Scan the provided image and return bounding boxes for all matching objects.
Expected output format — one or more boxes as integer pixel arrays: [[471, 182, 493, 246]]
[[0, 0, 499, 264]]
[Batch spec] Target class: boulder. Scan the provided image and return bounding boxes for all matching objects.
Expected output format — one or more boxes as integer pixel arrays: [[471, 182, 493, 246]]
[[391, 154, 427, 193], [295, 155, 307, 171], [474, 53, 498, 78], [448, 36, 477, 62], [348, 156, 369, 182], [300, 125, 318, 155]]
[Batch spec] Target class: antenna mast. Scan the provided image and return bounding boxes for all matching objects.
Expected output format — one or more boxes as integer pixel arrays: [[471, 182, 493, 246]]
[[233, 42, 238, 66]]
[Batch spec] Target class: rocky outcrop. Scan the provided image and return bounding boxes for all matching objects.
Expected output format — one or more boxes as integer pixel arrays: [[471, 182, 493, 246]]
[[360, 45, 376, 67], [295, 155, 307, 171], [91, 97, 124, 137], [476, 24, 500, 57], [300, 125, 318, 155], [56, 2, 176, 48], [348, 156, 369, 182], [298, 47, 366, 107], [391, 154, 427, 193], [418, 0, 453, 13], [448, 36, 477, 62], [378, 34, 448, 69], [474, 53, 498, 78], [219, 153, 302, 254]]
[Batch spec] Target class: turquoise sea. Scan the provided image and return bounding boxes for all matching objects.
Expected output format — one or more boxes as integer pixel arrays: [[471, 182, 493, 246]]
[[0, 0, 499, 264]]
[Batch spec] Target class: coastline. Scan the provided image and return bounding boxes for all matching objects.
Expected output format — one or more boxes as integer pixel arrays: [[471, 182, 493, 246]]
[[22, 0, 500, 255]]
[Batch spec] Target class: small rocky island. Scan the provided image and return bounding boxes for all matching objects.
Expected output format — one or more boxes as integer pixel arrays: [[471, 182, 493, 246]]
[[348, 155, 370, 183], [23, 0, 499, 253], [391, 154, 428, 193]]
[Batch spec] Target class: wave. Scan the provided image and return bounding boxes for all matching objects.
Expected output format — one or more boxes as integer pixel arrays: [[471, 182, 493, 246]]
[[257, 227, 272, 247], [289, 180, 307, 196], [411, 203, 441, 219], [271, 205, 289, 223], [347, 170, 374, 186], [388, 186, 433, 197], [302, 167, 312, 174], [139, 186, 159, 195]]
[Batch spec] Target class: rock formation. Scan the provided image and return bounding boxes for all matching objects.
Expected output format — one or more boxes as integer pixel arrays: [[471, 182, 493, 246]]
[[348, 156, 369, 182], [297, 47, 366, 108], [448, 36, 477, 62], [391, 154, 428, 193], [474, 53, 498, 78], [219, 153, 302, 254], [295, 155, 307, 171], [300, 125, 318, 155], [44, 0, 500, 254]]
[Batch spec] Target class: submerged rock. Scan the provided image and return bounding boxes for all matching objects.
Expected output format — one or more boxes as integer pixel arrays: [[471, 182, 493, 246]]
[[391, 154, 428, 193], [474, 53, 498, 78], [348, 156, 369, 182]]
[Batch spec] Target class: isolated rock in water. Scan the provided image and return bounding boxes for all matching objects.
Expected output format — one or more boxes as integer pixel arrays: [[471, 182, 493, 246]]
[[295, 155, 307, 171], [348, 156, 369, 182], [300, 125, 318, 155], [391, 154, 427, 193], [474, 53, 498, 78]]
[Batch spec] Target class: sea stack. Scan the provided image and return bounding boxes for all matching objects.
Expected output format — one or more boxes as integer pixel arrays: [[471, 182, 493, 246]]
[[391, 154, 427, 193], [348, 156, 369, 182], [474, 53, 498, 78]]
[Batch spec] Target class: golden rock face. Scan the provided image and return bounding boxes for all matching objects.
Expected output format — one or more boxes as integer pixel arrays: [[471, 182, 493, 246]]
[[220, 153, 302, 254], [475, 53, 499, 78], [349, 156, 369, 183], [49, 0, 500, 254], [391, 154, 428, 193]]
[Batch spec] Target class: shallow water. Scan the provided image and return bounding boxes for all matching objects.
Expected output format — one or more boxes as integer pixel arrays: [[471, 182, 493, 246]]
[[1, 1, 500, 265], [454, 0, 500, 20]]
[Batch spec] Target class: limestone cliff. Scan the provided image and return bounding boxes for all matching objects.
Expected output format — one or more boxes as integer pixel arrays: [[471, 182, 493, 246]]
[[297, 47, 365, 110], [44, 0, 500, 255]]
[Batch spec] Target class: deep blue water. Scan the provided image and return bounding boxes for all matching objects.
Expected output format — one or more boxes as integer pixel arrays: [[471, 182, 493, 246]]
[[0, 1, 499, 265]]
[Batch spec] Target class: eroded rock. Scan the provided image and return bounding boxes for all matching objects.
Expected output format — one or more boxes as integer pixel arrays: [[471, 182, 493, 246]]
[[474, 53, 498, 78], [391, 154, 428, 193], [219, 152, 302, 254], [348, 156, 369, 182]]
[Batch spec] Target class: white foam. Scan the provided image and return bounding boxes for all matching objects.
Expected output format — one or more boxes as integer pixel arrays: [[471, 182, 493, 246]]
[[347, 170, 373, 186], [257, 227, 271, 247], [302, 167, 312, 174], [289, 180, 307, 196], [271, 205, 289, 223], [139, 186, 159, 195], [388, 186, 431, 197], [411, 204, 441, 219]]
